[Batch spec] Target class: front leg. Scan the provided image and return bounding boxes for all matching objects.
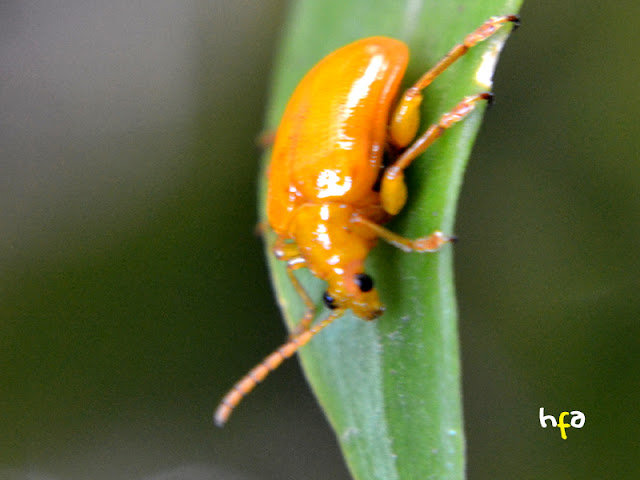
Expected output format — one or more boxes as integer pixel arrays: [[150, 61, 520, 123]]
[[352, 215, 455, 253], [273, 237, 316, 335]]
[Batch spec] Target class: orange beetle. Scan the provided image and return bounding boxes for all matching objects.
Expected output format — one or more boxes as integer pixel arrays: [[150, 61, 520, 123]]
[[215, 15, 519, 426]]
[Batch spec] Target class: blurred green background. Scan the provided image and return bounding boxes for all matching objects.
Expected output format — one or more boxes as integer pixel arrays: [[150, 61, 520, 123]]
[[1, 1, 638, 479]]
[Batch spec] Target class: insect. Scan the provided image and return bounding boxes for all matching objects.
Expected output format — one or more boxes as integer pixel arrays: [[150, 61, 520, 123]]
[[215, 15, 519, 426]]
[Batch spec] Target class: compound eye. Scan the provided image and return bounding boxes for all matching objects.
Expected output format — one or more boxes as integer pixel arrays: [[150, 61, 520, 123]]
[[322, 291, 338, 309], [354, 273, 374, 293]]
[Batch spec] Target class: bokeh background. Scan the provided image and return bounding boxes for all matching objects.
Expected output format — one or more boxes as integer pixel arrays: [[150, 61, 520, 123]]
[[1, 1, 638, 479]]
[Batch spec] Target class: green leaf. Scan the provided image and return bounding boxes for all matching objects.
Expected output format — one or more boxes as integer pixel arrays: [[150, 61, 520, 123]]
[[259, 1, 523, 479]]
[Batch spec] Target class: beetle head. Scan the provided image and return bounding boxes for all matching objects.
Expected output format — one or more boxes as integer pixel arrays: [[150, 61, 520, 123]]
[[323, 272, 384, 320]]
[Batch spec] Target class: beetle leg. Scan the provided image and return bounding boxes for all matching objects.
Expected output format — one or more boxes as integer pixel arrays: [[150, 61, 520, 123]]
[[273, 238, 316, 335], [273, 236, 303, 263], [381, 92, 493, 215], [254, 221, 268, 237], [382, 15, 519, 216], [388, 14, 519, 149], [214, 307, 345, 426], [256, 130, 276, 148], [353, 215, 455, 253], [285, 266, 318, 335]]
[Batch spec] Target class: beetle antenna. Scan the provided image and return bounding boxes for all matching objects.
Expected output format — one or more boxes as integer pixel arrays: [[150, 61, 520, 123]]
[[214, 309, 343, 427]]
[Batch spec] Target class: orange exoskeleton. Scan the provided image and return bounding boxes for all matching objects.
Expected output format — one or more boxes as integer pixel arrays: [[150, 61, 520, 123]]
[[215, 15, 519, 426]]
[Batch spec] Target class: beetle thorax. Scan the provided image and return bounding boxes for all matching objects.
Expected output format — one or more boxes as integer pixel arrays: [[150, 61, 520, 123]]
[[290, 203, 384, 320]]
